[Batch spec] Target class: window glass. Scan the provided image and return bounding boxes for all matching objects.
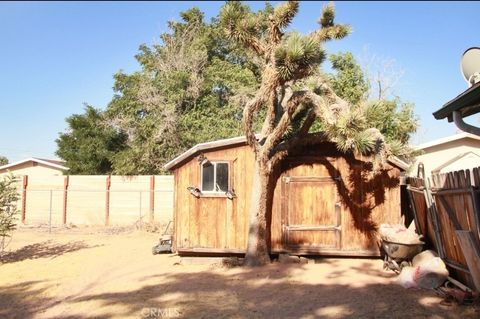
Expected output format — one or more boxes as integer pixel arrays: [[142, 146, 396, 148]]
[[216, 163, 229, 192], [202, 162, 214, 191]]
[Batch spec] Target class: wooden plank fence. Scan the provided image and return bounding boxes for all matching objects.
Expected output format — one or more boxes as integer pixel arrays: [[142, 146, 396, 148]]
[[407, 168, 480, 292]]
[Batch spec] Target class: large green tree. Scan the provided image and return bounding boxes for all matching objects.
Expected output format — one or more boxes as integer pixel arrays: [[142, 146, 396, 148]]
[[56, 105, 127, 174], [220, 1, 410, 266], [55, 8, 260, 175], [328, 52, 369, 105], [105, 8, 260, 174]]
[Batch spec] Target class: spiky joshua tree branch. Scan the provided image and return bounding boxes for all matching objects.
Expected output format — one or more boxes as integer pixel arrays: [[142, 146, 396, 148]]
[[220, 1, 387, 266]]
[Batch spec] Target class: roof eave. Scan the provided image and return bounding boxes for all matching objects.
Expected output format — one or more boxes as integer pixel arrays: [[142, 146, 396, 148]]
[[433, 82, 480, 121], [414, 132, 480, 151], [387, 156, 409, 171], [164, 136, 254, 171], [0, 157, 69, 171], [164, 135, 409, 172]]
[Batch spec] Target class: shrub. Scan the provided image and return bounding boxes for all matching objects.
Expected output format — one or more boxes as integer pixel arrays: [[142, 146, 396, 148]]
[[0, 173, 20, 255]]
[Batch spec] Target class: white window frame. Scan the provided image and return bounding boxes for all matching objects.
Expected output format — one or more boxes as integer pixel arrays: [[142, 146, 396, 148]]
[[200, 161, 230, 193]]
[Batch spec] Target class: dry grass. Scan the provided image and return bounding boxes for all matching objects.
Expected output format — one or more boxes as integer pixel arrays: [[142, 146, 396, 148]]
[[0, 227, 478, 319]]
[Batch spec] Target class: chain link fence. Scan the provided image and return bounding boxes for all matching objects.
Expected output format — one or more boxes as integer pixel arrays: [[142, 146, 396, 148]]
[[17, 175, 174, 232]]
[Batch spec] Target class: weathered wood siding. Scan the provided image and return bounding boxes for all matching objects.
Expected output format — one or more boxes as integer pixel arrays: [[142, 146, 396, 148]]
[[173, 143, 402, 256], [270, 153, 401, 255], [174, 145, 254, 252]]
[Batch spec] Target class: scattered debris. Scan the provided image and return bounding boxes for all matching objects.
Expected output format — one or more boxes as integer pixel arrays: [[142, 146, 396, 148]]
[[379, 224, 424, 245], [437, 286, 478, 305], [276, 254, 310, 264], [152, 234, 172, 254], [446, 276, 475, 293], [397, 266, 417, 288], [152, 221, 173, 254], [278, 253, 301, 264], [222, 257, 244, 268], [415, 253, 449, 289], [179, 257, 225, 265], [412, 249, 438, 266], [397, 250, 449, 289]]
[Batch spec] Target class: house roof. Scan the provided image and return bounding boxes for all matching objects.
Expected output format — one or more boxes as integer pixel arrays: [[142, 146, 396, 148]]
[[414, 132, 480, 151], [431, 151, 480, 173], [164, 135, 409, 171], [433, 82, 480, 122], [0, 157, 69, 171]]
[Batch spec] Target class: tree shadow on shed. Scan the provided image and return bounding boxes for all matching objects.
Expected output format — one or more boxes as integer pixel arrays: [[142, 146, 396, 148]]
[[280, 149, 399, 243]]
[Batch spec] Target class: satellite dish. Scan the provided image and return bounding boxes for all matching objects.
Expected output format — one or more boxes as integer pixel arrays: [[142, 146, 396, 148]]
[[460, 47, 480, 86]]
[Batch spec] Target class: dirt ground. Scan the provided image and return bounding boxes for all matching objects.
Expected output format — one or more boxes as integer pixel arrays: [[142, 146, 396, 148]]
[[0, 227, 478, 319]]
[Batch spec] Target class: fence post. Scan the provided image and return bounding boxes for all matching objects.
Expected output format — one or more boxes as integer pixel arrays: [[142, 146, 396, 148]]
[[21, 175, 28, 224], [139, 191, 142, 221], [149, 175, 155, 223], [105, 175, 111, 226], [49, 190, 53, 233], [62, 176, 69, 225]]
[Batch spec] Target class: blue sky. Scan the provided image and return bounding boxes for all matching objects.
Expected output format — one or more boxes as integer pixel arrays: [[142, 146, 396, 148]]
[[0, 1, 478, 162]]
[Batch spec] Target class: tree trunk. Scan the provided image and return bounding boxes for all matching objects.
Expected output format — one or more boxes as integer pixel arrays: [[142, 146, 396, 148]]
[[244, 160, 272, 266]]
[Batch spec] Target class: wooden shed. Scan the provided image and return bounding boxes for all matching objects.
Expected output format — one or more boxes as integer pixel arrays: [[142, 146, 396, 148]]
[[165, 136, 408, 256]]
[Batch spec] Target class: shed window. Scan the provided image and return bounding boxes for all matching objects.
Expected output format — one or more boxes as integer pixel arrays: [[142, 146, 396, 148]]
[[201, 162, 229, 192]]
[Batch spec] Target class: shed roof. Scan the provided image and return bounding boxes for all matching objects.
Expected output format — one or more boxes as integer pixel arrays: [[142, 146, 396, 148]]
[[0, 157, 69, 172], [164, 136, 409, 171], [164, 136, 251, 170], [433, 82, 480, 122]]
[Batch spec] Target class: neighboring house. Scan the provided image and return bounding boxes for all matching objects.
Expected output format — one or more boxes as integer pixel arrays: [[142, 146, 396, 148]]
[[412, 132, 480, 177], [0, 157, 69, 177], [165, 136, 407, 257]]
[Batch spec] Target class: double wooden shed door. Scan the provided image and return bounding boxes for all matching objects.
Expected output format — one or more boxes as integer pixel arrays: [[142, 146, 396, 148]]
[[281, 163, 342, 252]]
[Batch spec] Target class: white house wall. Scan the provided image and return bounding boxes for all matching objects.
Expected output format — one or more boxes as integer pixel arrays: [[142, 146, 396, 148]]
[[0, 162, 65, 177], [412, 138, 480, 177], [438, 152, 480, 174]]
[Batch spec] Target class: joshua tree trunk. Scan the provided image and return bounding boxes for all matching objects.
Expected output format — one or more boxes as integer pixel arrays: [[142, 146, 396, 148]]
[[244, 160, 272, 266], [220, 1, 380, 267]]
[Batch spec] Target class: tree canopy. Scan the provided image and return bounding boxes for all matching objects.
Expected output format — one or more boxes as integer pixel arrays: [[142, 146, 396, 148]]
[[56, 3, 417, 176], [328, 52, 369, 105], [56, 105, 127, 175], [103, 8, 260, 174], [0, 156, 8, 166]]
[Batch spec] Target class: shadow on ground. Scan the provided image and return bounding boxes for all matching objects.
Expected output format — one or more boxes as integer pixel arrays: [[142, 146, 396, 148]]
[[2, 259, 476, 319], [0, 240, 99, 264], [0, 281, 60, 319]]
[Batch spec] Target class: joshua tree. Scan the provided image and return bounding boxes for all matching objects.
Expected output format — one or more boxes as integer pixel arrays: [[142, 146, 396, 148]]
[[220, 1, 391, 266]]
